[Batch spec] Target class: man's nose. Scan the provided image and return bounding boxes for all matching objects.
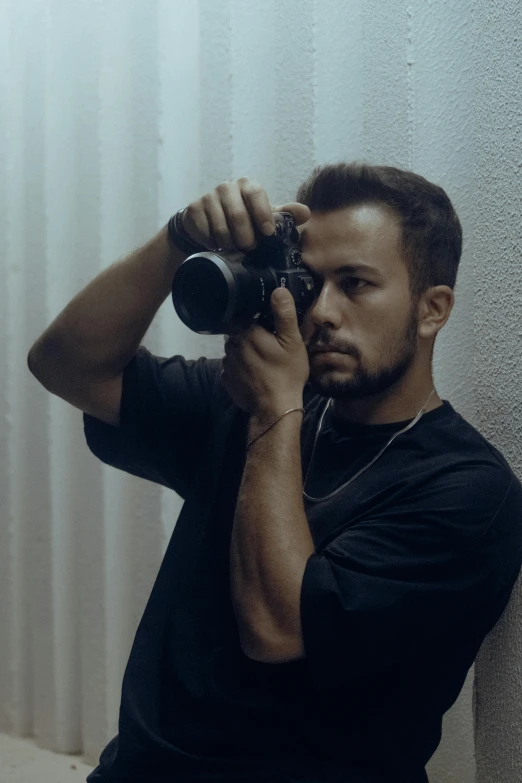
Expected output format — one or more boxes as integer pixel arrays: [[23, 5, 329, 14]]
[[309, 285, 343, 330]]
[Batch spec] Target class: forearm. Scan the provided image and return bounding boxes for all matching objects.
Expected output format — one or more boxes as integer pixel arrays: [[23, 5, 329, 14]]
[[230, 407, 315, 658], [28, 224, 187, 385]]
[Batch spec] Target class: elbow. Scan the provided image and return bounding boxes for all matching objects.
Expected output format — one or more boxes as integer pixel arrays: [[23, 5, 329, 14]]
[[27, 347, 38, 375], [233, 601, 274, 662], [27, 340, 50, 377], [236, 619, 269, 662], [27, 346, 45, 383], [237, 614, 306, 664], [241, 630, 307, 664]]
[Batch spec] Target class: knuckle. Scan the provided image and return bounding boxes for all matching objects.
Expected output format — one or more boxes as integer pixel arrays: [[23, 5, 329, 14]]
[[241, 179, 263, 195], [183, 206, 200, 235], [214, 224, 229, 240], [228, 206, 247, 222]]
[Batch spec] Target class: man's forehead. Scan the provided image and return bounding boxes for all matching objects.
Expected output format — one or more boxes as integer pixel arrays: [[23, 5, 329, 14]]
[[298, 202, 399, 236], [297, 221, 398, 279]]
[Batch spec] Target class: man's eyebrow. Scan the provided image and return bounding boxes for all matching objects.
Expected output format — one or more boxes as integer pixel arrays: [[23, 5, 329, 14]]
[[299, 259, 383, 278]]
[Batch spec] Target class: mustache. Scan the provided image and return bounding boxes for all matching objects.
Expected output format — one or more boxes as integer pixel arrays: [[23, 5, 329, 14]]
[[307, 338, 357, 356]]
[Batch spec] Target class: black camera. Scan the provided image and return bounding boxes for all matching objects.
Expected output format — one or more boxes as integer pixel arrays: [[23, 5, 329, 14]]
[[171, 211, 316, 334]]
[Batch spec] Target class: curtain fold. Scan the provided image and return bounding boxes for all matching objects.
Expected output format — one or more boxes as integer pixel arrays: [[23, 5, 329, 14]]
[[1, 0, 519, 780]]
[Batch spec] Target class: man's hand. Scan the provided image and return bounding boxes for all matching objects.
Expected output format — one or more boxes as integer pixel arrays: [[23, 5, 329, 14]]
[[183, 175, 310, 253], [220, 287, 310, 418]]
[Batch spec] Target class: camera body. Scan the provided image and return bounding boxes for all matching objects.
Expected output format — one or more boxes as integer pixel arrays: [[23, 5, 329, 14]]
[[171, 212, 316, 335]]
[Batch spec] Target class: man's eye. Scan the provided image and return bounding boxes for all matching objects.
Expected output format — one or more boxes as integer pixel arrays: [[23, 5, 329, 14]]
[[344, 277, 368, 290], [306, 274, 369, 292]]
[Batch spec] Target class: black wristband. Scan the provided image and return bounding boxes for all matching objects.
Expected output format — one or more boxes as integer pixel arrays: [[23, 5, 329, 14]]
[[167, 208, 208, 256]]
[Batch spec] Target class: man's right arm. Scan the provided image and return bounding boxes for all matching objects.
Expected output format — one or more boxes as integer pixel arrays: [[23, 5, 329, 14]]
[[27, 177, 307, 428], [27, 223, 188, 427]]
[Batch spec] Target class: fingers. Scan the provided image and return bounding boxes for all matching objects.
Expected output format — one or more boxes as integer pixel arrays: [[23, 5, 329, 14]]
[[272, 201, 312, 226], [183, 202, 217, 249], [220, 180, 260, 250], [182, 178, 311, 254], [202, 193, 233, 249], [237, 178, 276, 238]]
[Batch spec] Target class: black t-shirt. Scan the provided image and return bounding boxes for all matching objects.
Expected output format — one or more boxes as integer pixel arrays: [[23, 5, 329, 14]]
[[83, 346, 522, 783]]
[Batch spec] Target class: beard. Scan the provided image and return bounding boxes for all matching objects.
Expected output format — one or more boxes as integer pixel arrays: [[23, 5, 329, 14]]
[[306, 306, 419, 402]]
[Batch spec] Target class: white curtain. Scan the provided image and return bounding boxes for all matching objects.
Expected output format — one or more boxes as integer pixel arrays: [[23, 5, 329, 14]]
[[1, 0, 520, 780]]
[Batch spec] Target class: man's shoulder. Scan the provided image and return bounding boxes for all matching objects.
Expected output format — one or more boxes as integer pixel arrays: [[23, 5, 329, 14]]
[[443, 406, 520, 487]]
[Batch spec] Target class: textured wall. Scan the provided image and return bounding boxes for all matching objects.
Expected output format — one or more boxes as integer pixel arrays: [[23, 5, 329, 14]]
[[1, 0, 520, 780], [471, 1, 522, 781]]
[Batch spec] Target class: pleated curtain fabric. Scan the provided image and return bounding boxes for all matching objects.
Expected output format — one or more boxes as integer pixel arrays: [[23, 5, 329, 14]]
[[0, 0, 520, 780]]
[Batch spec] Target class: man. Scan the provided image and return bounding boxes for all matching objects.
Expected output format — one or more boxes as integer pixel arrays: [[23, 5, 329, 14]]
[[28, 163, 522, 783]]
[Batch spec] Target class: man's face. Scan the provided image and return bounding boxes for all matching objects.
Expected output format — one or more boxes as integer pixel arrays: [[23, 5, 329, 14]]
[[298, 203, 422, 401]]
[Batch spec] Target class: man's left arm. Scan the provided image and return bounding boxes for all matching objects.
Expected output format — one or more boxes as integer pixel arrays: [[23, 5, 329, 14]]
[[230, 407, 315, 664]]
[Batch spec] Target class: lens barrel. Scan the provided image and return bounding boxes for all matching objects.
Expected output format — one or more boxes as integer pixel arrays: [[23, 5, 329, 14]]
[[171, 212, 315, 335]]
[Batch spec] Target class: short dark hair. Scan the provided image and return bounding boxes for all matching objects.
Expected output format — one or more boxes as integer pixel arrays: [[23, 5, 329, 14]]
[[295, 162, 463, 303]]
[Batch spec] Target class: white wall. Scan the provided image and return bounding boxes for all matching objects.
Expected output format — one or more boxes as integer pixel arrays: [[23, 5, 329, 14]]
[[470, 1, 522, 780], [1, 0, 520, 780]]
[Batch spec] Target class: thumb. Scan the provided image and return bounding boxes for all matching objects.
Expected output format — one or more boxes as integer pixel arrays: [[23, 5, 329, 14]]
[[271, 201, 311, 226], [271, 287, 299, 337]]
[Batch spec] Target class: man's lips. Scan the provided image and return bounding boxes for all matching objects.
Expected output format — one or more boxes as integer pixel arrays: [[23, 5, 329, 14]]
[[310, 345, 345, 354]]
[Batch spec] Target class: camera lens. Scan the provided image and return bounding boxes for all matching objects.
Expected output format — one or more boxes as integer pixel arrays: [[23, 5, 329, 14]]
[[171, 213, 315, 334], [174, 258, 230, 332]]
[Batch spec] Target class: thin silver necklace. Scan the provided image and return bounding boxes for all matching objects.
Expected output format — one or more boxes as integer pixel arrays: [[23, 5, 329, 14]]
[[303, 388, 438, 503]]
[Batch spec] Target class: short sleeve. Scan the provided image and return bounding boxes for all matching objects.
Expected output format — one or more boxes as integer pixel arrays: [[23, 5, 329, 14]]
[[300, 469, 522, 691], [83, 345, 225, 498]]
